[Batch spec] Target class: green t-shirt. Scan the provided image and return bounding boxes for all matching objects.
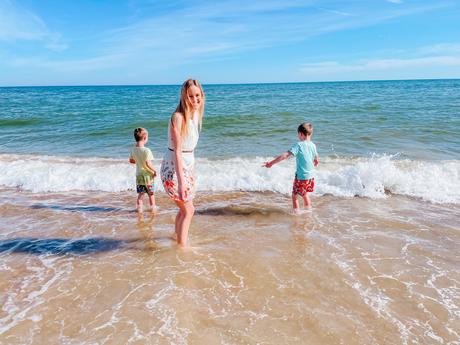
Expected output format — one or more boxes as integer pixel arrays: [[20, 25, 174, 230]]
[[130, 146, 154, 185]]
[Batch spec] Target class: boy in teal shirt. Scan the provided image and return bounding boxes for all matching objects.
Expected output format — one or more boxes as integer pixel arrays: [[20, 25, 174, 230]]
[[129, 127, 157, 213], [263, 122, 319, 212]]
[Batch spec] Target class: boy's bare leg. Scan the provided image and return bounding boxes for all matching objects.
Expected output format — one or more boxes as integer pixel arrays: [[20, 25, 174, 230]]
[[302, 193, 312, 209], [148, 193, 157, 213], [292, 193, 300, 213], [136, 193, 144, 213]]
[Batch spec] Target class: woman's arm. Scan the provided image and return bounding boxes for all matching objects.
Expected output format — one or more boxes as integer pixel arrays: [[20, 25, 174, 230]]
[[263, 151, 292, 168], [170, 112, 186, 199]]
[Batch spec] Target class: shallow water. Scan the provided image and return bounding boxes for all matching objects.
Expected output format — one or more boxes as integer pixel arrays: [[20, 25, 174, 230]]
[[1, 189, 459, 344]]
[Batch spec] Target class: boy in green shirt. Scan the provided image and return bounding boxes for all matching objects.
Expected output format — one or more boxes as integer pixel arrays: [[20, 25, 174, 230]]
[[129, 127, 157, 213]]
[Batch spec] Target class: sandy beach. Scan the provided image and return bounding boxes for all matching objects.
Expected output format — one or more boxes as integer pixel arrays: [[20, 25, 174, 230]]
[[1, 187, 459, 344]]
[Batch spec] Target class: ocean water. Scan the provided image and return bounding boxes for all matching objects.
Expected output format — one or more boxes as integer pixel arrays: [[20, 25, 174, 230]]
[[1, 80, 460, 160], [1, 80, 459, 344], [1, 79, 459, 203]]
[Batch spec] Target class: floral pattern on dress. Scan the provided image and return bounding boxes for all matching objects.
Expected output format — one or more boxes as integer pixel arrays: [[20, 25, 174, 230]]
[[292, 176, 315, 196], [160, 159, 195, 202]]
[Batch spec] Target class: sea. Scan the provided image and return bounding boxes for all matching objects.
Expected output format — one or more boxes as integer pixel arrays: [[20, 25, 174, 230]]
[[0, 79, 459, 344]]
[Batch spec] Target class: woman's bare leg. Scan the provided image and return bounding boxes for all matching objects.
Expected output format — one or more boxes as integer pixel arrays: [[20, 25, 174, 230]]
[[173, 210, 183, 239], [174, 200, 195, 247]]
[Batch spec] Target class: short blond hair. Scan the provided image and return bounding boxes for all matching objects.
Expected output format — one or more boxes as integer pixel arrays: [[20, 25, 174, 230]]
[[134, 127, 147, 142]]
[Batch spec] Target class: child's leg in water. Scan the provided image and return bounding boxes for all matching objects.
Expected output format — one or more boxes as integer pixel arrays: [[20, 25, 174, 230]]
[[137, 192, 144, 212], [302, 193, 312, 209], [148, 193, 157, 213], [292, 192, 300, 213]]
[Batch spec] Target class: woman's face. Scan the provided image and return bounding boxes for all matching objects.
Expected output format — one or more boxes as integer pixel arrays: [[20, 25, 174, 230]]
[[187, 85, 202, 110]]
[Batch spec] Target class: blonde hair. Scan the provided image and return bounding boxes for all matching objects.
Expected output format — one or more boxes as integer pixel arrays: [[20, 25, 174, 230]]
[[134, 127, 148, 142], [173, 79, 205, 137], [298, 122, 313, 136]]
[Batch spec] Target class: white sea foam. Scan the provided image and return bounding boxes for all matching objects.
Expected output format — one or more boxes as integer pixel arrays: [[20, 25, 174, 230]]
[[0, 153, 459, 204]]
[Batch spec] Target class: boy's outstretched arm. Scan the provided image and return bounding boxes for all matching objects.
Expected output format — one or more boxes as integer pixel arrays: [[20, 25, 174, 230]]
[[263, 152, 292, 168], [314, 155, 319, 167]]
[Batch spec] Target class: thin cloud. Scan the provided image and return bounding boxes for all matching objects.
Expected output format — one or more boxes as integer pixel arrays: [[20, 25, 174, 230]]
[[418, 43, 460, 54], [98, 0, 451, 63], [9, 53, 129, 72], [315, 6, 354, 17], [0, 0, 66, 50], [0, 0, 48, 41], [186, 43, 240, 55], [301, 56, 460, 74]]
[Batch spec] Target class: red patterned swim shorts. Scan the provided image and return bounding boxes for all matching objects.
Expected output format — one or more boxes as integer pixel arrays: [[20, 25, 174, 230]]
[[292, 177, 315, 196]]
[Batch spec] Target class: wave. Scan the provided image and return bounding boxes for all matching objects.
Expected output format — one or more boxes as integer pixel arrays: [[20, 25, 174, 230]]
[[0, 153, 458, 204]]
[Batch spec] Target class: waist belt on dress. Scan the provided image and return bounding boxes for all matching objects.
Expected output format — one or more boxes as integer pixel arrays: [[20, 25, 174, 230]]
[[168, 148, 194, 153]]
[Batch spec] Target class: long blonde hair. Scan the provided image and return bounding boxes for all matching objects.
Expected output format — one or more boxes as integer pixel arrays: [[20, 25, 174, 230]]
[[173, 79, 205, 137]]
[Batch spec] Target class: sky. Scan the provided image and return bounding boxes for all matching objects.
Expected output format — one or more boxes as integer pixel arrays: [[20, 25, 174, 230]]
[[1, 0, 460, 86]]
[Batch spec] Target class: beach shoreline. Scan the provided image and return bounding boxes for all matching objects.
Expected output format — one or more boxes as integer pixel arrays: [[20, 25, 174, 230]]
[[1, 80, 459, 343]]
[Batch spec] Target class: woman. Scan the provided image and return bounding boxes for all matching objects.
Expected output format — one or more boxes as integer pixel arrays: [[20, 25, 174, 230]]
[[160, 79, 205, 247]]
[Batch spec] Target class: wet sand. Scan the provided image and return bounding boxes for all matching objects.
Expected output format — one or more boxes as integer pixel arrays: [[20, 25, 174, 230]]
[[1, 188, 459, 344]]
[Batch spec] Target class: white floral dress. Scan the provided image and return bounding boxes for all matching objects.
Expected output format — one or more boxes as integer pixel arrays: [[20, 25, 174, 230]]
[[160, 112, 199, 202]]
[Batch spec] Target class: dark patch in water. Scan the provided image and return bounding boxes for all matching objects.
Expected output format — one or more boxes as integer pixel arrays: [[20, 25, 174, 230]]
[[365, 104, 380, 111], [225, 128, 289, 137], [31, 204, 124, 213], [0, 118, 44, 127], [0, 237, 126, 255], [196, 205, 288, 217]]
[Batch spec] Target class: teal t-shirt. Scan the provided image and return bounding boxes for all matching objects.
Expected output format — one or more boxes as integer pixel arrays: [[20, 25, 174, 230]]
[[288, 141, 318, 180]]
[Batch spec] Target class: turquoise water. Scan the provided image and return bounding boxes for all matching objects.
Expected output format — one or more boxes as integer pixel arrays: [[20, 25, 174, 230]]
[[1, 79, 459, 160]]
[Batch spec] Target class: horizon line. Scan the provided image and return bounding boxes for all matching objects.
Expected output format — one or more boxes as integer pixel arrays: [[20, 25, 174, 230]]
[[1, 77, 459, 88]]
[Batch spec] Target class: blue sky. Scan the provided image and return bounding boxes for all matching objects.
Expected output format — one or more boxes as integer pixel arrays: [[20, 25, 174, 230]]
[[1, 0, 460, 86]]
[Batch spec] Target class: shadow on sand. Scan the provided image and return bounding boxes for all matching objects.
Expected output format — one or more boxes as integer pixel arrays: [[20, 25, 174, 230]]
[[0, 237, 130, 255], [31, 204, 124, 213]]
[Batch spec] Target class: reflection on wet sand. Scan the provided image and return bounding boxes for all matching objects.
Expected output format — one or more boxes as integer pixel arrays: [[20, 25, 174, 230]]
[[136, 211, 157, 251]]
